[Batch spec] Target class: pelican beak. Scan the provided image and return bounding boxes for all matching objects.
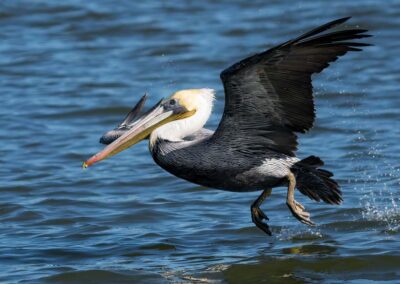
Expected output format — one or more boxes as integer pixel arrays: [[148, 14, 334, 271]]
[[83, 99, 194, 168]]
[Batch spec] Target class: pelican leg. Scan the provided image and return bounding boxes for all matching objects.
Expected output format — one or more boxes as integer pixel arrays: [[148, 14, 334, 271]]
[[251, 188, 272, 235], [286, 172, 315, 226]]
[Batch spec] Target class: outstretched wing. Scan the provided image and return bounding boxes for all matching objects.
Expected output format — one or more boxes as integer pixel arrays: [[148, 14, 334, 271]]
[[212, 17, 371, 157]]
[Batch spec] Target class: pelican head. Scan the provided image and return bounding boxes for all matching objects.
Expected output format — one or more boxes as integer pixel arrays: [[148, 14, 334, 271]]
[[83, 88, 215, 168]]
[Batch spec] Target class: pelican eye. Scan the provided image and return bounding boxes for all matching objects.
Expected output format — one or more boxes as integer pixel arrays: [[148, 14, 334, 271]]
[[169, 99, 177, 106]]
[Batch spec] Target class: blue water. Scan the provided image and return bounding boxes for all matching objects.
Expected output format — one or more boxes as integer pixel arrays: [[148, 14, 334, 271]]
[[1, 1, 400, 283]]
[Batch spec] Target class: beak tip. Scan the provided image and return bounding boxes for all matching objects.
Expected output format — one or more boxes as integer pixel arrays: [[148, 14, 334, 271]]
[[82, 161, 89, 169]]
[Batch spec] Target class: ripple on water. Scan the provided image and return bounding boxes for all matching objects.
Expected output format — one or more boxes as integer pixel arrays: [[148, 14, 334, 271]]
[[43, 269, 165, 284], [221, 255, 400, 284], [1, 0, 399, 283]]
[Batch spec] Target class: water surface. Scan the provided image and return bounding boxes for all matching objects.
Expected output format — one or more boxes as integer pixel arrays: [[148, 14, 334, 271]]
[[1, 1, 399, 283]]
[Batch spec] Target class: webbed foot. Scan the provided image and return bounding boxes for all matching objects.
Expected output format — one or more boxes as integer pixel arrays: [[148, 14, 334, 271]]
[[251, 205, 272, 235], [286, 199, 315, 226], [250, 188, 272, 236]]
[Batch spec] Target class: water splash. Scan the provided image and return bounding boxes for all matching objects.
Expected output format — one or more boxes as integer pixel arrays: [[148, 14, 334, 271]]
[[277, 226, 323, 241], [361, 185, 400, 233]]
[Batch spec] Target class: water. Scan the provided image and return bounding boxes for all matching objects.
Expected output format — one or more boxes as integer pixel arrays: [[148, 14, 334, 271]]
[[1, 1, 399, 283]]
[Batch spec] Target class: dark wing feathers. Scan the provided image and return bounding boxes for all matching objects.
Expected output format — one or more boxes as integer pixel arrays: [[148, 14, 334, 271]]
[[285, 16, 351, 44], [215, 17, 371, 156]]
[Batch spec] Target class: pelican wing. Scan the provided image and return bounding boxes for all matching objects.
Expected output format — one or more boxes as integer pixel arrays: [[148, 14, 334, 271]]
[[213, 17, 371, 156]]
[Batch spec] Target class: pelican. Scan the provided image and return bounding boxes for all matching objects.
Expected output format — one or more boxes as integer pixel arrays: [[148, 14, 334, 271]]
[[83, 17, 370, 235]]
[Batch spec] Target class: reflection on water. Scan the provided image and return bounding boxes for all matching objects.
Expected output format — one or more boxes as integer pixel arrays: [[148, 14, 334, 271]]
[[1, 0, 399, 283], [221, 254, 400, 284], [281, 244, 337, 255]]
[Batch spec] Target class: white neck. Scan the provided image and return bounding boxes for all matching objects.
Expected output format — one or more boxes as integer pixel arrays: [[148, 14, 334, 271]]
[[150, 89, 215, 147]]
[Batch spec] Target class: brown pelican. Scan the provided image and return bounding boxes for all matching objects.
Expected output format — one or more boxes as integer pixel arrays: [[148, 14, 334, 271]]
[[83, 17, 370, 235]]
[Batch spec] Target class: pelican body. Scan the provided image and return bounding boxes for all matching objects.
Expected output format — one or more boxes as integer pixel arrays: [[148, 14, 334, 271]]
[[151, 119, 296, 192], [84, 17, 370, 235]]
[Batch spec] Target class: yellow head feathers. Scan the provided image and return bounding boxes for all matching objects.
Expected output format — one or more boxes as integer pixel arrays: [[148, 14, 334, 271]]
[[171, 89, 215, 111], [148, 88, 215, 146]]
